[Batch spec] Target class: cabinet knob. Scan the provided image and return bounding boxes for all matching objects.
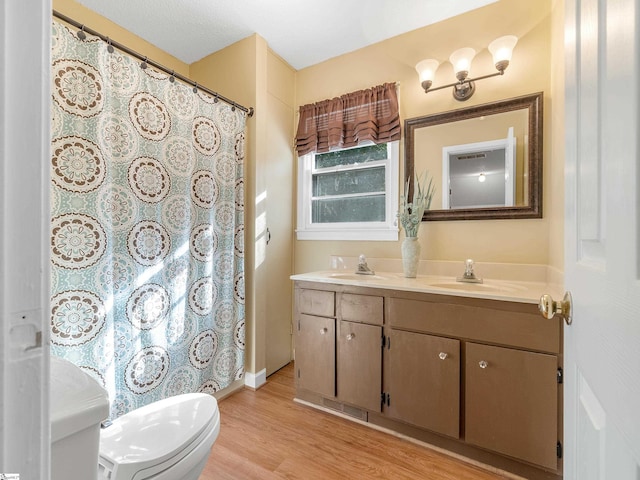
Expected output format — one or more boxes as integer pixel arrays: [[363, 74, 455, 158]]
[[319, 327, 328, 335], [438, 352, 448, 360], [479, 360, 488, 369], [346, 333, 355, 341]]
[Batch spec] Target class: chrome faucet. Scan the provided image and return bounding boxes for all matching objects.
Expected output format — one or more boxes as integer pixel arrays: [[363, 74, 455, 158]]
[[355, 254, 375, 275], [456, 258, 483, 283]]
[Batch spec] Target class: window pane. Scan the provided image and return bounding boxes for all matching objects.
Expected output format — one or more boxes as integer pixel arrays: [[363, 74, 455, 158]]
[[315, 143, 388, 169], [313, 166, 385, 197], [312, 195, 385, 223]]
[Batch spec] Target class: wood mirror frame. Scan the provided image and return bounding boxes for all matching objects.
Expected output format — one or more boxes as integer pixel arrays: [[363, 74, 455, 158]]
[[404, 92, 543, 221]]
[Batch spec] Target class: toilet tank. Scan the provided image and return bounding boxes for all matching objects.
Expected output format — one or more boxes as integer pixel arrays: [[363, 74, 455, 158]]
[[50, 356, 109, 480]]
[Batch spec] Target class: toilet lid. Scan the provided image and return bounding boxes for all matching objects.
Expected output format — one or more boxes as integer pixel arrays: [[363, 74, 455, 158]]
[[99, 393, 218, 471]]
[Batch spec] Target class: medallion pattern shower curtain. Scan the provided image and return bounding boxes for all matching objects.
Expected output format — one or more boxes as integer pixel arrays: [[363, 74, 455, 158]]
[[50, 21, 245, 418]]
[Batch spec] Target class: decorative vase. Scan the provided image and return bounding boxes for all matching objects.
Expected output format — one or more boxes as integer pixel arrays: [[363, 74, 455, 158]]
[[401, 236, 421, 278]]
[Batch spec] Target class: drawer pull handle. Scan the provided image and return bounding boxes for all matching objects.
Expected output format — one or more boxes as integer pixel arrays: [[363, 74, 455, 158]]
[[438, 352, 448, 360], [346, 333, 355, 341], [319, 328, 328, 335], [479, 360, 488, 369]]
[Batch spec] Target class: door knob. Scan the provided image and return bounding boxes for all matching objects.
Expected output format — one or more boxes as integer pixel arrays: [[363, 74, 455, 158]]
[[539, 291, 573, 325]]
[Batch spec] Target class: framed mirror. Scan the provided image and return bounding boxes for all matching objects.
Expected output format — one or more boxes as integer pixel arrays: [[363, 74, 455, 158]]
[[404, 92, 543, 221]]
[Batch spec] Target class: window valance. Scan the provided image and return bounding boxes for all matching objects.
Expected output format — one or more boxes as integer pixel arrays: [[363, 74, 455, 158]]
[[295, 82, 401, 156]]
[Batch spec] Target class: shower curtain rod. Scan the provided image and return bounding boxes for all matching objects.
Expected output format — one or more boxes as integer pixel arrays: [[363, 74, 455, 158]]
[[52, 10, 254, 117]]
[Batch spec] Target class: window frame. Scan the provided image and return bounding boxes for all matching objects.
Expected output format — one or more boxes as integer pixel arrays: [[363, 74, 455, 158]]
[[296, 141, 399, 241]]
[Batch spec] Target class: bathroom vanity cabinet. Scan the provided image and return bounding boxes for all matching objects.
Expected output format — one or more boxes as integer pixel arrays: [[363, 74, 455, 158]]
[[294, 281, 563, 480], [295, 288, 384, 413]]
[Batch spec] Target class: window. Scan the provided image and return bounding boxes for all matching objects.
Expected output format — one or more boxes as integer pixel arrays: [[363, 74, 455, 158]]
[[294, 82, 401, 240], [296, 141, 399, 241]]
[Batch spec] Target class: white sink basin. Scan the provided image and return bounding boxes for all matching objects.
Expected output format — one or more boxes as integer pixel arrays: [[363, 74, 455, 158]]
[[327, 272, 392, 281], [427, 281, 528, 293]]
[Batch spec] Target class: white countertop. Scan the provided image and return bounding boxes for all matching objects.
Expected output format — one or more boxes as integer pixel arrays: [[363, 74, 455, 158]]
[[290, 270, 562, 304]]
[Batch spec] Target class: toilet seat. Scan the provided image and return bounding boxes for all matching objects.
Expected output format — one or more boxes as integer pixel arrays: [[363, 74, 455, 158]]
[[98, 393, 220, 480]]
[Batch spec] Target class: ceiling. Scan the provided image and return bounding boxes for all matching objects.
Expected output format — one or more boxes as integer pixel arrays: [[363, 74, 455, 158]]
[[76, 0, 497, 70]]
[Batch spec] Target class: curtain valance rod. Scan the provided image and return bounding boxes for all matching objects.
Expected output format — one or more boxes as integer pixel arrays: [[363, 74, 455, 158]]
[[52, 10, 254, 117]]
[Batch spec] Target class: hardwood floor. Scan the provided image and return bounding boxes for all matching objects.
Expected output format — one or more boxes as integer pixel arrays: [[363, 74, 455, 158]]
[[200, 363, 512, 480]]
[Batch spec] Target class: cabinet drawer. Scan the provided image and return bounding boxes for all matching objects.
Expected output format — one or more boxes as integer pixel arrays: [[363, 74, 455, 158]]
[[340, 293, 383, 325], [297, 288, 335, 317], [388, 297, 560, 353]]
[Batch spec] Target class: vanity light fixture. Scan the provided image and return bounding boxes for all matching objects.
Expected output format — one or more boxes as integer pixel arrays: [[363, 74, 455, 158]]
[[416, 35, 518, 101]]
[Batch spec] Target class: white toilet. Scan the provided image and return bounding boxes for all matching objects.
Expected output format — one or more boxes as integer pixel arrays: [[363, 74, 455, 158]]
[[51, 356, 220, 480]]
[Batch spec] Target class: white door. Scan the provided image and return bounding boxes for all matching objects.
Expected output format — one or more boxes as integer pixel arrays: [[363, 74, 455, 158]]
[[1, 1, 51, 478], [564, 0, 640, 478]]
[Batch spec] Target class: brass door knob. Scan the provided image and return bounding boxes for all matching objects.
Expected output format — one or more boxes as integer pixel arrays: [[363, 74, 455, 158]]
[[539, 291, 573, 325]]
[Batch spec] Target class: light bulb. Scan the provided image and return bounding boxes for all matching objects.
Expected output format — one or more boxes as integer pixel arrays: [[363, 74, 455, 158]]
[[488, 35, 518, 71], [415, 59, 440, 91], [478, 172, 486, 183], [449, 47, 476, 81]]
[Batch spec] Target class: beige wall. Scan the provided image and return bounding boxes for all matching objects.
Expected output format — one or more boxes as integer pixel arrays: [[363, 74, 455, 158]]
[[294, 0, 557, 274], [548, 0, 565, 272]]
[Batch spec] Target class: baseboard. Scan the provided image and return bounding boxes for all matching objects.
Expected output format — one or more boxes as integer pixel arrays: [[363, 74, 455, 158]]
[[213, 378, 245, 401], [244, 368, 267, 390]]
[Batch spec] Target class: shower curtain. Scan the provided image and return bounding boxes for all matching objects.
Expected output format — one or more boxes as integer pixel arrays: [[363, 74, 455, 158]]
[[50, 20, 245, 418]]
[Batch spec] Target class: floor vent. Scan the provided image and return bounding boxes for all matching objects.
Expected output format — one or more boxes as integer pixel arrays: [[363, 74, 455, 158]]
[[344, 404, 367, 421], [322, 398, 368, 421], [323, 398, 341, 411]]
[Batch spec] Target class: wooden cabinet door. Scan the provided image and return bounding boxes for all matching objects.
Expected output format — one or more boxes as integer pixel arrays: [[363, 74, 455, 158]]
[[465, 342, 558, 469], [385, 330, 460, 438], [337, 320, 382, 412], [296, 314, 335, 398]]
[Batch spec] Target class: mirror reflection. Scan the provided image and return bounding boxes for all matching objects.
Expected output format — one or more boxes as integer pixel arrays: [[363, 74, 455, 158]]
[[405, 92, 543, 221], [444, 129, 516, 209]]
